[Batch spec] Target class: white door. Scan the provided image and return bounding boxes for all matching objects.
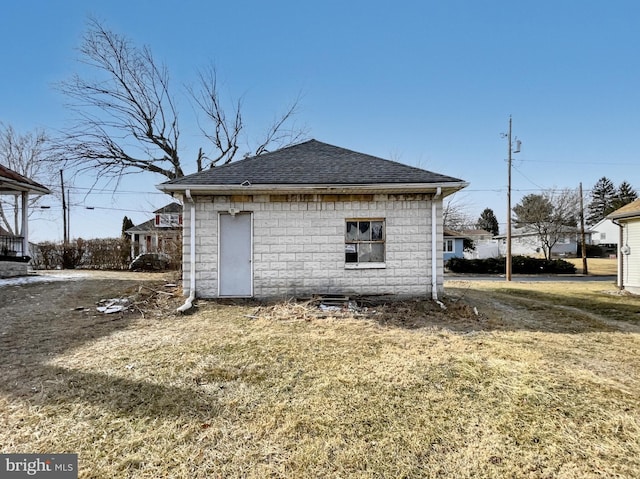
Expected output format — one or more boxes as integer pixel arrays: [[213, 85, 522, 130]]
[[219, 212, 252, 297]]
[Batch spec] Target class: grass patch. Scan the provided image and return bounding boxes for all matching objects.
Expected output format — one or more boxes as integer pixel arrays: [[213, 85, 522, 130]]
[[2, 281, 640, 478], [564, 257, 617, 275]]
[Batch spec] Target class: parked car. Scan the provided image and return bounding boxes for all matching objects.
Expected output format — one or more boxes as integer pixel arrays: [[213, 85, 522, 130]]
[[129, 253, 170, 271]]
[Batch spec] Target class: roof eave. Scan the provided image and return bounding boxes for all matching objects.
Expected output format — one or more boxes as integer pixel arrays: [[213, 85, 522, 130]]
[[0, 179, 51, 195], [608, 211, 640, 221], [157, 181, 469, 197]]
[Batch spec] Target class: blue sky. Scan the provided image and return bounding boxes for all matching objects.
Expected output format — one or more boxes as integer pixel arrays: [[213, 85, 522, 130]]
[[2, 1, 639, 241]]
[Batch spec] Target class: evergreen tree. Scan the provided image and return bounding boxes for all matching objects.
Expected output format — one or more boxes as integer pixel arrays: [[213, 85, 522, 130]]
[[586, 177, 616, 225], [612, 181, 638, 211], [121, 216, 134, 238], [476, 207, 499, 236]]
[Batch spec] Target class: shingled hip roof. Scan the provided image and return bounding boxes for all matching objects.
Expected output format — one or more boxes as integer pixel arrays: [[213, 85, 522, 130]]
[[157, 140, 467, 195]]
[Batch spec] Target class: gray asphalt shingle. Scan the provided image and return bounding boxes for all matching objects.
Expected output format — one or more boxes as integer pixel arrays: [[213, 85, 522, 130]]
[[161, 140, 464, 186]]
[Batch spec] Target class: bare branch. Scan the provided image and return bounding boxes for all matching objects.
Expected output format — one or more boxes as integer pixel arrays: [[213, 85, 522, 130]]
[[0, 123, 57, 233], [253, 93, 309, 157], [55, 17, 183, 181], [187, 66, 242, 169]]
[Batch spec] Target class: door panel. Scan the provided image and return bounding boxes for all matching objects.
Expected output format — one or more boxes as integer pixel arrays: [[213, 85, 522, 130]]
[[219, 212, 252, 296]]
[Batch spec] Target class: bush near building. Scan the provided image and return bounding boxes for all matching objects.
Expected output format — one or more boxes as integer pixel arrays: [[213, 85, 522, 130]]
[[446, 256, 577, 275]]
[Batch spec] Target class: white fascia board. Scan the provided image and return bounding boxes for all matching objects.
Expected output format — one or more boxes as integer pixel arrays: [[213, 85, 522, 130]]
[[156, 181, 469, 196]]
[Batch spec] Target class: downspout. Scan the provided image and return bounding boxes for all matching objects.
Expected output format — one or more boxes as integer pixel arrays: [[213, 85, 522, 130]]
[[177, 189, 197, 312], [431, 187, 442, 301], [612, 218, 624, 290]]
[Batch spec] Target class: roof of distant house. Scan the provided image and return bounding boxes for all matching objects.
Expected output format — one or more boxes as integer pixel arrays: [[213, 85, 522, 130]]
[[125, 202, 183, 234], [158, 140, 467, 194], [153, 202, 182, 214]]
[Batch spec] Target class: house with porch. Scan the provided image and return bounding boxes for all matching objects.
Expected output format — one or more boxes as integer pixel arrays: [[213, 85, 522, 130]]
[[157, 140, 467, 302], [125, 202, 182, 259], [0, 164, 51, 277]]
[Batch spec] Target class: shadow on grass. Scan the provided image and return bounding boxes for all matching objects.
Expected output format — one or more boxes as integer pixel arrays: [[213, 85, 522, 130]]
[[0, 276, 209, 422], [23, 364, 221, 421]]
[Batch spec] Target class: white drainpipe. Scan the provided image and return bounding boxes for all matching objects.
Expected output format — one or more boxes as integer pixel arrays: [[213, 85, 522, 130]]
[[431, 187, 442, 301], [612, 218, 624, 290], [177, 189, 197, 313]]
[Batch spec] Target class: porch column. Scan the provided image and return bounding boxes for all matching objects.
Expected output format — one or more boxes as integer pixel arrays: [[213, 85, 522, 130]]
[[21, 191, 29, 257]]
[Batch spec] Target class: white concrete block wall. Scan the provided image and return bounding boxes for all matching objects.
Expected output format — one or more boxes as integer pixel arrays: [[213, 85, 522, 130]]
[[181, 194, 443, 299]]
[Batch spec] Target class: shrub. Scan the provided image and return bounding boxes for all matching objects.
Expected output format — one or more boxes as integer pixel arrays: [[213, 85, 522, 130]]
[[446, 256, 576, 275]]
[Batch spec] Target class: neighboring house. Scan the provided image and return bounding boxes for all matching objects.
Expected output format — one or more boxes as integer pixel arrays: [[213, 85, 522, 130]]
[[607, 199, 640, 294], [125, 202, 182, 258], [495, 226, 581, 258], [0, 164, 51, 277], [157, 140, 467, 300], [460, 228, 499, 259], [588, 218, 619, 256], [443, 229, 466, 261]]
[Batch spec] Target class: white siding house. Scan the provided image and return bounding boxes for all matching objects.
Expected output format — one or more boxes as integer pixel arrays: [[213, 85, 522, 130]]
[[588, 218, 619, 256], [495, 227, 580, 258], [608, 199, 640, 294], [157, 140, 467, 300]]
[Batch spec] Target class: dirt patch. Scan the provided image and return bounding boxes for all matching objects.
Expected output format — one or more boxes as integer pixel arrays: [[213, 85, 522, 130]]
[[0, 270, 182, 397]]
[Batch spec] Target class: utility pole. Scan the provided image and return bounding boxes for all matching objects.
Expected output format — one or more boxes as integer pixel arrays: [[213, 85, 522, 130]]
[[67, 189, 71, 241], [579, 182, 588, 275], [506, 117, 513, 281], [60, 169, 67, 244], [504, 116, 521, 282]]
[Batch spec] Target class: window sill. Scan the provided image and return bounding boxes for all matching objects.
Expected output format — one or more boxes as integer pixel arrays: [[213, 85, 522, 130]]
[[345, 262, 386, 270]]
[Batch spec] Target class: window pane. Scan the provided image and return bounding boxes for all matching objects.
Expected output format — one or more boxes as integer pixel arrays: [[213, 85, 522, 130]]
[[358, 221, 370, 241], [345, 243, 358, 263], [370, 243, 384, 262], [358, 243, 371, 262], [371, 221, 383, 240], [346, 221, 358, 241]]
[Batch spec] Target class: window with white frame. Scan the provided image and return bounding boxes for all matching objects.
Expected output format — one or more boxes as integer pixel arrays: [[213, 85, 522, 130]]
[[345, 219, 385, 264], [444, 239, 454, 253]]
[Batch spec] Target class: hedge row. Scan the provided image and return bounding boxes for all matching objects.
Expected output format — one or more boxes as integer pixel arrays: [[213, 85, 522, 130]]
[[445, 256, 577, 275], [33, 238, 133, 270]]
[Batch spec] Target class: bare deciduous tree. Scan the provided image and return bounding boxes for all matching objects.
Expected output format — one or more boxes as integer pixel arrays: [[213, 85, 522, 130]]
[[55, 18, 307, 184], [443, 194, 474, 231], [0, 124, 56, 234], [513, 188, 580, 259]]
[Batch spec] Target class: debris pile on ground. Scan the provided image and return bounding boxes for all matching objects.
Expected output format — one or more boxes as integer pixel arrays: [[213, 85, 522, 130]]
[[96, 298, 131, 314], [250, 294, 486, 329], [94, 283, 182, 318]]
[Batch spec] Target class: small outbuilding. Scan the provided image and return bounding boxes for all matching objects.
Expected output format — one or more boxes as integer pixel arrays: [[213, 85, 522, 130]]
[[608, 199, 640, 294], [157, 140, 467, 300]]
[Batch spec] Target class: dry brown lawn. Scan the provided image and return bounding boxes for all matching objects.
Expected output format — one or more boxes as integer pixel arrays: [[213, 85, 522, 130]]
[[1, 272, 639, 478], [564, 257, 617, 275]]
